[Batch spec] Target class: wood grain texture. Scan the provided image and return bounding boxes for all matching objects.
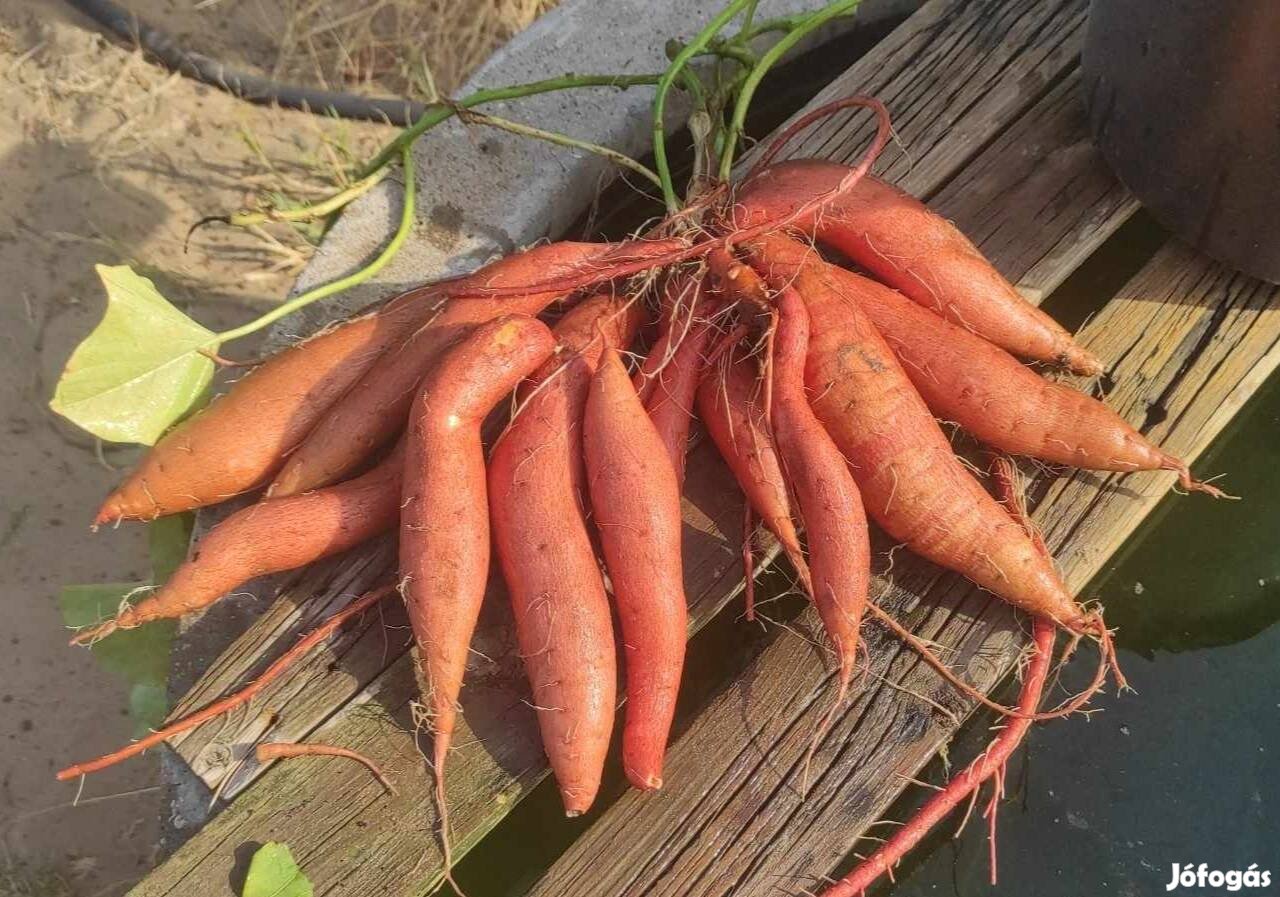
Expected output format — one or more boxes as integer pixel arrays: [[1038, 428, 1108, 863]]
[[762, 0, 1087, 192], [128, 1, 1157, 894], [525, 241, 1280, 897]]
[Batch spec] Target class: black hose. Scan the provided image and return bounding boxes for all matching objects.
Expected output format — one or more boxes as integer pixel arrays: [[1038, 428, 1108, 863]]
[[64, 0, 428, 125]]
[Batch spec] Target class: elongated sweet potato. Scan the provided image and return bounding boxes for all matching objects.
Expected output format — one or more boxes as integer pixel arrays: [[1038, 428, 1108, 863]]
[[817, 261, 1222, 492], [747, 233, 1086, 627], [706, 251, 869, 687], [488, 294, 640, 815], [736, 159, 1101, 374], [75, 441, 405, 644], [399, 314, 555, 798], [273, 239, 686, 496], [696, 353, 809, 589], [642, 278, 717, 486], [583, 346, 687, 790]]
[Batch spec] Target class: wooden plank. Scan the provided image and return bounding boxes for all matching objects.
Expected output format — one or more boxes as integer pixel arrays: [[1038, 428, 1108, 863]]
[[526, 242, 1280, 897], [166, 540, 397, 782], [771, 0, 1087, 191], [926, 69, 1140, 297], [131, 1, 1092, 894]]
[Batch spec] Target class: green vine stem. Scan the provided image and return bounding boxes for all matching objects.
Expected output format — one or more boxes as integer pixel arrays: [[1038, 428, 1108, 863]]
[[229, 168, 391, 228], [228, 73, 667, 238], [652, 0, 751, 211], [364, 73, 665, 177], [718, 0, 861, 181], [453, 108, 662, 188], [211, 145, 416, 347]]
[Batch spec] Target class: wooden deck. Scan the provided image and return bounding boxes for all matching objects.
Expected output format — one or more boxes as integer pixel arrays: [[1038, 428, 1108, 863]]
[[128, 0, 1280, 894]]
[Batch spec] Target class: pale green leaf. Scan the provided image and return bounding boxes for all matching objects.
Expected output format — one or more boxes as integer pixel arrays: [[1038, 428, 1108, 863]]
[[59, 583, 175, 737], [148, 513, 194, 584], [57, 516, 189, 736], [50, 265, 217, 445], [243, 843, 313, 897]]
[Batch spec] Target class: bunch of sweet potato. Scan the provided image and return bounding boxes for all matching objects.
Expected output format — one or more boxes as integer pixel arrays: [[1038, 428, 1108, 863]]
[[65, 149, 1220, 890]]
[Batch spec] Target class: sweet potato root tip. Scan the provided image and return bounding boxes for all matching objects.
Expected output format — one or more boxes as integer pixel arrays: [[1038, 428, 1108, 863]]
[[92, 499, 125, 528], [489, 294, 638, 814], [1162, 455, 1235, 498], [57, 585, 394, 781], [255, 742, 397, 794], [584, 346, 688, 792]]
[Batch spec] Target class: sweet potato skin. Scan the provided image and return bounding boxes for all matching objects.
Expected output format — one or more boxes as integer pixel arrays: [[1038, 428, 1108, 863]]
[[736, 159, 1101, 375], [399, 315, 556, 773], [488, 294, 640, 815], [642, 277, 716, 486], [819, 261, 1178, 473], [748, 233, 1083, 626], [706, 250, 868, 681], [583, 346, 688, 791], [273, 239, 688, 496]]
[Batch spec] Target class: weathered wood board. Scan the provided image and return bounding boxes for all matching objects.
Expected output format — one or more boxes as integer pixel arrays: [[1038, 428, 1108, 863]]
[[125, 0, 1279, 894]]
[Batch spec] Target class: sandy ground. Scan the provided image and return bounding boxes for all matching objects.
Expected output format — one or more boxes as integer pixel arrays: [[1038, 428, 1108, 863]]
[[0, 2, 540, 893]]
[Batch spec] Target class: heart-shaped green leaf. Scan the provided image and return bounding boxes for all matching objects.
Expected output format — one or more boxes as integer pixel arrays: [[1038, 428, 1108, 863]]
[[242, 843, 313, 897], [57, 515, 190, 736], [59, 583, 176, 737], [50, 265, 216, 445]]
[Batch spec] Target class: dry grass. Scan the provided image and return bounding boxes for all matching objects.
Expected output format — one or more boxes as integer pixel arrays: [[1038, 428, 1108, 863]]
[[5, 15, 402, 281], [269, 0, 556, 98]]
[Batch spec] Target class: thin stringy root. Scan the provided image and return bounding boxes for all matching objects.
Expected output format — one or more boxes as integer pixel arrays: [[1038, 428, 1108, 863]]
[[747, 95, 891, 181], [256, 741, 397, 794], [822, 454, 1062, 896], [69, 619, 118, 646], [1163, 456, 1237, 499], [820, 618, 1057, 897], [69, 584, 160, 645], [862, 599, 1113, 722]]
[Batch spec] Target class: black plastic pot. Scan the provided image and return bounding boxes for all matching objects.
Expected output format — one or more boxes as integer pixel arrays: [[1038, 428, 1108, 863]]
[[1082, 1, 1280, 283]]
